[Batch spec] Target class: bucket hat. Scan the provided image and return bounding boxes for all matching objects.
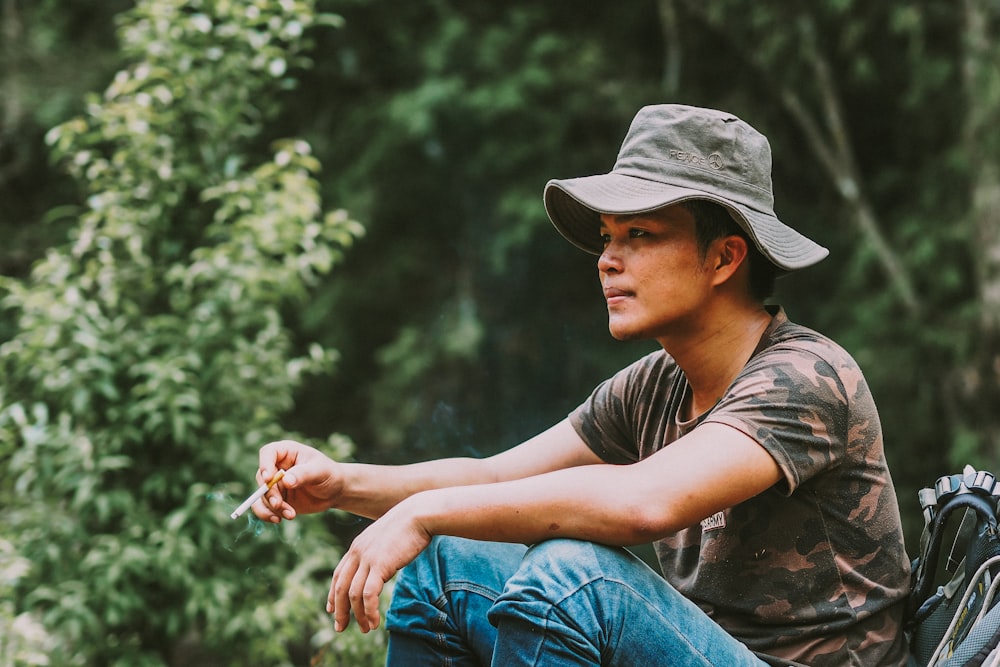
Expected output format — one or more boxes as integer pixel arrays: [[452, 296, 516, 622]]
[[544, 104, 828, 271]]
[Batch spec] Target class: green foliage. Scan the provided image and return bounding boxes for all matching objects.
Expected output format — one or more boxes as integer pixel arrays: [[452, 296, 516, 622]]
[[0, 0, 381, 664], [0, 537, 67, 665], [0, 0, 129, 281]]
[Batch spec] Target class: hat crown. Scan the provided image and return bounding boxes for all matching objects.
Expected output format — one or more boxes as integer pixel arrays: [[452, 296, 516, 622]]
[[614, 105, 775, 214]]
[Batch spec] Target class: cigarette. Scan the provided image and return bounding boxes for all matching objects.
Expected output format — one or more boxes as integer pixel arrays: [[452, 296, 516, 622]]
[[230, 470, 286, 520]]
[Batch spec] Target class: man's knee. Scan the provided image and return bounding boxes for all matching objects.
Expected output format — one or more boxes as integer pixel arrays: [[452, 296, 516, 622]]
[[393, 536, 528, 609], [507, 538, 630, 593], [488, 539, 618, 625], [387, 537, 528, 660]]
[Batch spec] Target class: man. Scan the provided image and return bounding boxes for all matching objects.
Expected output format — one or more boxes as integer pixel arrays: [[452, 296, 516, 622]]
[[252, 104, 911, 666]]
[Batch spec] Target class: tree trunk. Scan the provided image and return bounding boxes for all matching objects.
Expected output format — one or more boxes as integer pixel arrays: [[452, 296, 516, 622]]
[[0, 0, 26, 187], [952, 0, 1000, 460], [657, 0, 682, 96]]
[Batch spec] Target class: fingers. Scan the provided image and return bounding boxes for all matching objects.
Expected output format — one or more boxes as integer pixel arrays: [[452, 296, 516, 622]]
[[251, 483, 291, 523], [360, 572, 385, 631], [261, 469, 296, 521], [257, 439, 301, 483], [329, 554, 385, 633], [253, 440, 310, 522], [341, 563, 369, 632]]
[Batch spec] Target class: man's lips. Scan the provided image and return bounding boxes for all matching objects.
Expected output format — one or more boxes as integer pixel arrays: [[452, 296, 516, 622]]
[[603, 286, 633, 303]]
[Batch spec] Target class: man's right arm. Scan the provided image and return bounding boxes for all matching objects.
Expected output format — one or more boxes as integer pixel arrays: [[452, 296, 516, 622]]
[[253, 418, 602, 523]]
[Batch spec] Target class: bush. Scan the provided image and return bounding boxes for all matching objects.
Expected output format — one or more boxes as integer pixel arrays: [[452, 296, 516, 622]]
[[0, 1, 381, 664]]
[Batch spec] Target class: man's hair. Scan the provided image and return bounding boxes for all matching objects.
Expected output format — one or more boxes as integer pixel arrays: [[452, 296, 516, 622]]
[[683, 200, 778, 301]]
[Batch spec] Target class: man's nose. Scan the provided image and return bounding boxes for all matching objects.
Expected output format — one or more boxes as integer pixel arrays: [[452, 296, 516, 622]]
[[598, 243, 623, 273]]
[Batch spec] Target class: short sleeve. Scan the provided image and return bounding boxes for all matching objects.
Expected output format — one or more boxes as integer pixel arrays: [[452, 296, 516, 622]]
[[704, 345, 857, 494], [569, 371, 642, 465], [568, 351, 682, 465]]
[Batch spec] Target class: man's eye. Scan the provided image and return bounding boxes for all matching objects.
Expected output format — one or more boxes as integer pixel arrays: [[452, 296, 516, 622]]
[[600, 233, 612, 246], [629, 229, 648, 238]]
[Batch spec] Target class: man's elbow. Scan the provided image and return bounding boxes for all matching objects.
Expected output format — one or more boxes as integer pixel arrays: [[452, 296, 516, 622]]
[[622, 502, 691, 543]]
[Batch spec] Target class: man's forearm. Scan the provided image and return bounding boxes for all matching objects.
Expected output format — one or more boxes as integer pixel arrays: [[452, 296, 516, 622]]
[[403, 463, 663, 547], [333, 419, 600, 520], [336, 456, 497, 519]]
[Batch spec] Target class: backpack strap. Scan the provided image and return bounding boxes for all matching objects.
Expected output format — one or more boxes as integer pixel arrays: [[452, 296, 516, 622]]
[[924, 553, 1000, 666]]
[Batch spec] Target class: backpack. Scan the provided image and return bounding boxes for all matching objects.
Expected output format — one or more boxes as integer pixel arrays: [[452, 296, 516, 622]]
[[906, 466, 1000, 667]]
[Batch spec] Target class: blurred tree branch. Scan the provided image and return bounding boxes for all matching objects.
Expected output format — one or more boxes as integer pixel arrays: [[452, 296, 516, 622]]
[[657, 0, 682, 96], [962, 0, 1000, 332], [0, 0, 27, 188], [679, 2, 921, 316], [953, 0, 1000, 457]]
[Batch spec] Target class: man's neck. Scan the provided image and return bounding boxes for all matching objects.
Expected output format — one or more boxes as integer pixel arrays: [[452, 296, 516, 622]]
[[662, 305, 774, 421]]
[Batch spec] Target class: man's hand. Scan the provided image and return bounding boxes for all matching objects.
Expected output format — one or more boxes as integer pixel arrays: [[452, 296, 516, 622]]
[[328, 498, 432, 633], [253, 439, 342, 522]]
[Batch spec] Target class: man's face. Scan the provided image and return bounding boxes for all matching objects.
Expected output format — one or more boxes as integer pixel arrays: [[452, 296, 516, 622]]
[[598, 204, 715, 343]]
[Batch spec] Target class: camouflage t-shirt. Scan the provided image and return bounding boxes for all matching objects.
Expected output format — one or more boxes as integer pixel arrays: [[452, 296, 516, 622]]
[[568, 307, 911, 667]]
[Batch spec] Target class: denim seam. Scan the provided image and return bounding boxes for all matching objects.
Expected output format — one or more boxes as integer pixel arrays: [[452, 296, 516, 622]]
[[597, 575, 718, 667], [425, 606, 457, 666], [529, 575, 725, 667], [429, 580, 504, 666], [443, 579, 504, 601]]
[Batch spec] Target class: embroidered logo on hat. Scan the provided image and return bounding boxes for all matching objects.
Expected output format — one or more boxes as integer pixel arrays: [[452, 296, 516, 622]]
[[667, 149, 720, 169]]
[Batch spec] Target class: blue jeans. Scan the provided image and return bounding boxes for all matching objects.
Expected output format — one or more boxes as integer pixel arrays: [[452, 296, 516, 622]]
[[385, 536, 770, 666]]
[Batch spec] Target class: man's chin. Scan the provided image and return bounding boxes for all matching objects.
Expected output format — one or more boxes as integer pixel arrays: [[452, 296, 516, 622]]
[[608, 326, 644, 342]]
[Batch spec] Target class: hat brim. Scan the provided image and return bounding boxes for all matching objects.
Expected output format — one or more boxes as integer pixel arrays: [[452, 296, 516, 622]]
[[544, 173, 828, 272]]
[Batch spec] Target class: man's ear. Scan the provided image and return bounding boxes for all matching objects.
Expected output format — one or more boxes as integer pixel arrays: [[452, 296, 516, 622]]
[[712, 235, 749, 284]]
